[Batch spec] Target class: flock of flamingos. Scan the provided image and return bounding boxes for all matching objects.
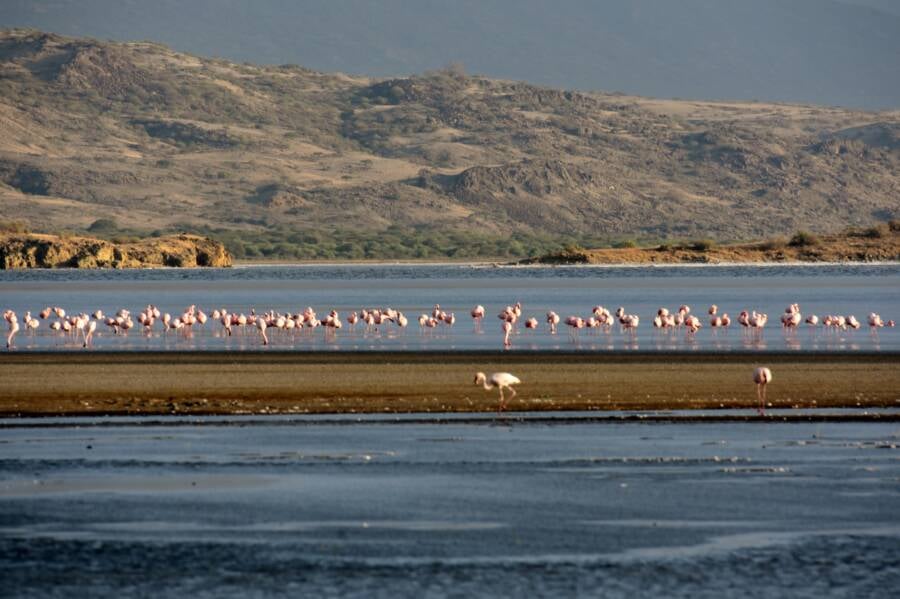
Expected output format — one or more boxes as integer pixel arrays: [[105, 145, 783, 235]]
[[2, 301, 894, 350]]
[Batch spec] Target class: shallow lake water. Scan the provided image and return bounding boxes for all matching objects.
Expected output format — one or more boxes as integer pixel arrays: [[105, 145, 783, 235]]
[[1, 413, 898, 597], [1, 263, 898, 352]]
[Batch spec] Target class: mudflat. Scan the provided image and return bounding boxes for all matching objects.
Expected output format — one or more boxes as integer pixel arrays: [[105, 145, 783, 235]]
[[0, 352, 897, 417]]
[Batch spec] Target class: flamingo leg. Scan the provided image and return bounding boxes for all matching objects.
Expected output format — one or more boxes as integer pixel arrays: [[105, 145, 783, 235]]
[[498, 388, 505, 413], [756, 384, 765, 416]]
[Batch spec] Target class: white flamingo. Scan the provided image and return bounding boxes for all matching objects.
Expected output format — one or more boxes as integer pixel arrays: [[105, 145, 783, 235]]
[[474, 372, 521, 413]]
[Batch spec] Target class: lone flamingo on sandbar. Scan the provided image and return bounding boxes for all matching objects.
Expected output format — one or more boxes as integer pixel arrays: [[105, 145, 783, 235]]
[[753, 367, 772, 416], [474, 371, 521, 413]]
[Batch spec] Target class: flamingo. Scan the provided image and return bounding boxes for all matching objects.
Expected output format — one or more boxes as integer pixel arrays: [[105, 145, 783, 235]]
[[83, 320, 97, 348], [257, 318, 269, 345], [474, 371, 521, 413], [5, 310, 19, 349], [546, 311, 560, 334], [502, 320, 512, 347], [753, 367, 772, 415], [621, 314, 639, 334], [25, 312, 40, 335]]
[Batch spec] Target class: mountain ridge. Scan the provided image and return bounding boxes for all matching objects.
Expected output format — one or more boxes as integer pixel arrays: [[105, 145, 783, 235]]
[[3, 0, 900, 109], [1, 29, 899, 260]]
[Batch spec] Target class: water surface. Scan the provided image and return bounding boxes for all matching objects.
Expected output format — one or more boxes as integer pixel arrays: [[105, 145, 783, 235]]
[[2, 264, 898, 352], [1, 414, 898, 597]]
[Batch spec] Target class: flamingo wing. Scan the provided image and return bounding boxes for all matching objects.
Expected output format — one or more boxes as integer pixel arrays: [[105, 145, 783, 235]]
[[491, 372, 521, 387]]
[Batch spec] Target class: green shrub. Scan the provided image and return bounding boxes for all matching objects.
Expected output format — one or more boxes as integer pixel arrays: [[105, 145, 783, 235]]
[[87, 218, 119, 233], [613, 239, 638, 249], [788, 230, 820, 247], [859, 224, 888, 238], [759, 237, 787, 251], [689, 239, 716, 251]]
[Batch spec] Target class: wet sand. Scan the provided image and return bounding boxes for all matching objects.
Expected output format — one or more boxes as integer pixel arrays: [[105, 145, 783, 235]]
[[0, 352, 897, 417]]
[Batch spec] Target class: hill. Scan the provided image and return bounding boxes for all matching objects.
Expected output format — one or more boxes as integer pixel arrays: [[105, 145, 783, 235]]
[[0, 29, 899, 260], [4, 0, 900, 109]]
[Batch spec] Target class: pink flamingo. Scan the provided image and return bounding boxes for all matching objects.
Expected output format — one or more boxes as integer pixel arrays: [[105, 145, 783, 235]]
[[546, 311, 560, 334], [753, 367, 773, 415], [684, 315, 701, 335], [25, 312, 40, 336], [502, 320, 512, 347]]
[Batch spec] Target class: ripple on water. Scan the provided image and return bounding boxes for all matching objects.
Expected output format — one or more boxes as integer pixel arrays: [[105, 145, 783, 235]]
[[1, 532, 898, 598]]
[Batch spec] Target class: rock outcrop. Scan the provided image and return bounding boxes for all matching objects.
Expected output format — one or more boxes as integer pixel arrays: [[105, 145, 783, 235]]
[[0, 233, 232, 269]]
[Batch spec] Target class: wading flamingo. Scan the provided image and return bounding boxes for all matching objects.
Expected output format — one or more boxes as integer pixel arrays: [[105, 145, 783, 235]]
[[474, 371, 521, 413], [546, 311, 560, 334], [502, 320, 512, 347], [83, 320, 97, 348], [257, 318, 269, 345], [753, 367, 772, 416], [471, 305, 485, 329], [5, 310, 19, 349]]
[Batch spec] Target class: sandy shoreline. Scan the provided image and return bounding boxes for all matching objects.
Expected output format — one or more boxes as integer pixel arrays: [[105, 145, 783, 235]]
[[1, 351, 897, 417]]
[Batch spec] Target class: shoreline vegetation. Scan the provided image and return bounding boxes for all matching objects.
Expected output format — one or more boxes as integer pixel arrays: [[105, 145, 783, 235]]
[[1, 223, 898, 269], [0, 352, 897, 417], [523, 224, 900, 265]]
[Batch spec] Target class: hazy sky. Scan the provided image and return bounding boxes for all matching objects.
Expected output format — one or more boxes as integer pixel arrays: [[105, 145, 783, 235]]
[[4, 0, 900, 109]]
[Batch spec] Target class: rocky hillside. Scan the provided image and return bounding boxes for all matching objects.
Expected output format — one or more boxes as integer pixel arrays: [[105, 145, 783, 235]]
[[1, 29, 899, 258], [0, 233, 232, 269]]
